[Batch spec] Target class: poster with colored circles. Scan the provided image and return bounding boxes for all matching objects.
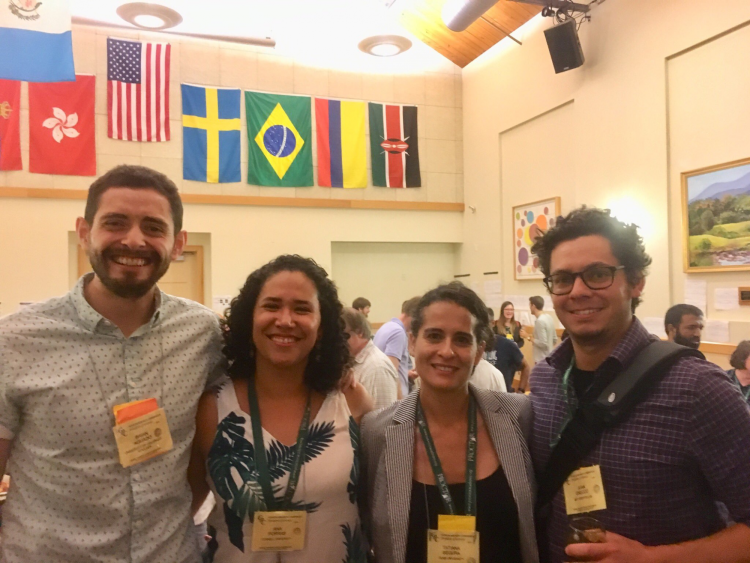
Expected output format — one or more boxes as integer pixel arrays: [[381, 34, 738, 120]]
[[512, 197, 561, 280]]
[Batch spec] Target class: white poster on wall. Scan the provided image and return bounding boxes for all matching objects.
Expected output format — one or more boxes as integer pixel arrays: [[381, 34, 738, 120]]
[[704, 319, 730, 343], [684, 279, 707, 313], [642, 317, 665, 337], [714, 288, 740, 310]]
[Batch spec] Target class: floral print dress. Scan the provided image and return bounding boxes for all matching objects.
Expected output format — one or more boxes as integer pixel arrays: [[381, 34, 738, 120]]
[[206, 380, 366, 563]]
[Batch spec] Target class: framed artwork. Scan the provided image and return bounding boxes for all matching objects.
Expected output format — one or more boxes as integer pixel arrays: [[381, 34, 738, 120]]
[[682, 157, 750, 273], [512, 197, 561, 280]]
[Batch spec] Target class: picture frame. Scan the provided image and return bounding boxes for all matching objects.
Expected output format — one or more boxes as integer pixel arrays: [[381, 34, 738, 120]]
[[512, 197, 561, 280], [681, 157, 750, 273]]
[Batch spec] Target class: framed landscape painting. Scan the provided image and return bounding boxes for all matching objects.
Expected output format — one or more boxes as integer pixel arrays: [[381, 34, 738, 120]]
[[682, 157, 750, 273], [512, 197, 561, 280]]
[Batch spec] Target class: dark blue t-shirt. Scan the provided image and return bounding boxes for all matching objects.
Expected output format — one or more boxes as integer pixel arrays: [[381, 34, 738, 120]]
[[484, 335, 524, 390]]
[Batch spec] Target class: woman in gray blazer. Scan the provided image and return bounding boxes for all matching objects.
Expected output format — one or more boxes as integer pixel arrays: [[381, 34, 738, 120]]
[[360, 282, 539, 563]]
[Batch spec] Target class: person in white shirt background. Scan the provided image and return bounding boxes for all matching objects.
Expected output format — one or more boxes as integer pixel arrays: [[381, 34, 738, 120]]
[[343, 307, 401, 408], [521, 295, 558, 364]]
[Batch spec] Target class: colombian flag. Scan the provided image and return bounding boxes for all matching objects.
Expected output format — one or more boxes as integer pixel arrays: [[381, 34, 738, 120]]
[[315, 98, 367, 188], [182, 84, 241, 183]]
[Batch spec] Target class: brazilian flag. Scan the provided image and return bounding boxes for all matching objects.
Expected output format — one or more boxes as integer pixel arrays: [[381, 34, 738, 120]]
[[246, 92, 313, 187]]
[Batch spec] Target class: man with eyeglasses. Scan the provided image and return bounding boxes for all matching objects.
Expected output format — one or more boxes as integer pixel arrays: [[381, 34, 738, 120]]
[[528, 207, 750, 563]]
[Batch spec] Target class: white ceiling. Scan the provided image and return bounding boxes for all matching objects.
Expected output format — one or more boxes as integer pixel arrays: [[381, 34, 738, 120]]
[[71, 0, 458, 73]]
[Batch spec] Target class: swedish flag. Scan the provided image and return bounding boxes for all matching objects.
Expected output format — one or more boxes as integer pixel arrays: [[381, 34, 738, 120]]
[[246, 91, 313, 187], [182, 84, 241, 183]]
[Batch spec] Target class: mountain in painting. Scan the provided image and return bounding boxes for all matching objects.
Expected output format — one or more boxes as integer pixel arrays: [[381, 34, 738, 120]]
[[689, 169, 750, 203]]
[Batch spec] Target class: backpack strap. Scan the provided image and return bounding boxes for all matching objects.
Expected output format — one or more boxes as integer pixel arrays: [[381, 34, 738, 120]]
[[536, 340, 703, 510]]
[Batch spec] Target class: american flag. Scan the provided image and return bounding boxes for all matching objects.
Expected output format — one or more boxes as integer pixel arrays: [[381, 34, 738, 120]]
[[107, 38, 170, 142]]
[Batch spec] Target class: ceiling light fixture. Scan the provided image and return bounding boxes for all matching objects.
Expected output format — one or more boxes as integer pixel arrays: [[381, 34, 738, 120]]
[[358, 35, 412, 57], [116, 2, 183, 31]]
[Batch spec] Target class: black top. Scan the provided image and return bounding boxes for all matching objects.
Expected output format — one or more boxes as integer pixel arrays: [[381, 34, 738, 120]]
[[571, 365, 596, 400], [502, 323, 525, 348], [405, 465, 523, 563], [485, 335, 525, 390]]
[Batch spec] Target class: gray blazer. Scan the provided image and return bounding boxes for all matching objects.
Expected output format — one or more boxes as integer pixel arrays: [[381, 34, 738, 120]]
[[360, 385, 539, 563]]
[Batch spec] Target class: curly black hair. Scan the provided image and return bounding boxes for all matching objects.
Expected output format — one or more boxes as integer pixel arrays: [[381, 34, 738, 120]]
[[222, 255, 350, 395], [531, 207, 652, 311], [411, 281, 493, 347]]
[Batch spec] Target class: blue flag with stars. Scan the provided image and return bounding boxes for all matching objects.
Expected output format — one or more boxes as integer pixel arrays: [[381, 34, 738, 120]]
[[182, 84, 241, 183], [245, 91, 313, 187]]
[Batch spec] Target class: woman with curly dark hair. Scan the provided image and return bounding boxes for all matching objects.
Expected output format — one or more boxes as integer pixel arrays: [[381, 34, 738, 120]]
[[188, 255, 372, 563]]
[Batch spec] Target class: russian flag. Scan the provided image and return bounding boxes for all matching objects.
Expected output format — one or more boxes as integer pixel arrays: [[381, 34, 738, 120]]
[[315, 98, 367, 188], [0, 0, 75, 82]]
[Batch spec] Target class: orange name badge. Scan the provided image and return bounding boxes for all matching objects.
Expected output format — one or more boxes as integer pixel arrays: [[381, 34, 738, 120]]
[[112, 407, 173, 468], [114, 398, 159, 425]]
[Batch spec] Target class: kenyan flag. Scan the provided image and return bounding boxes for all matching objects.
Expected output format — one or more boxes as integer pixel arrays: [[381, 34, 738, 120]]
[[368, 103, 421, 188]]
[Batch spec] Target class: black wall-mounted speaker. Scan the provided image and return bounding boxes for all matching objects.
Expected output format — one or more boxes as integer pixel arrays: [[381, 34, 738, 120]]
[[544, 20, 584, 73]]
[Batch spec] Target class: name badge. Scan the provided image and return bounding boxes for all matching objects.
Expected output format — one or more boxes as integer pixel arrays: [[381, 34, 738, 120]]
[[563, 465, 607, 515], [251, 510, 307, 552], [112, 407, 173, 468], [427, 529, 480, 563], [438, 515, 476, 532]]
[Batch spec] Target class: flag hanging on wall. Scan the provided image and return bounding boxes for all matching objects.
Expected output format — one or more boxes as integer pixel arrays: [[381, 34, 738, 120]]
[[182, 84, 241, 183], [107, 37, 171, 142], [315, 98, 367, 188], [246, 91, 313, 187], [0, 80, 22, 171], [29, 74, 95, 176], [368, 103, 421, 188], [0, 0, 75, 82]]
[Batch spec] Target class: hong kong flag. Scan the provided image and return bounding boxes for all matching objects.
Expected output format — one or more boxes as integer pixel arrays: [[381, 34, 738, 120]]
[[0, 80, 21, 171], [29, 74, 96, 176]]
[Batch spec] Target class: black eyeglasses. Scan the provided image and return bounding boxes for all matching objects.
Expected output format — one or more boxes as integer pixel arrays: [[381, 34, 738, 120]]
[[543, 265, 625, 295]]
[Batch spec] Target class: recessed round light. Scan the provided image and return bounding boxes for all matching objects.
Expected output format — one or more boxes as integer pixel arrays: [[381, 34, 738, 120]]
[[116, 3, 183, 31], [133, 14, 166, 29], [358, 35, 412, 57]]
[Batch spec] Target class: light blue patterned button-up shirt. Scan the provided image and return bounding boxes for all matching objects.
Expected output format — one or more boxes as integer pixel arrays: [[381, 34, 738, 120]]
[[0, 274, 223, 563]]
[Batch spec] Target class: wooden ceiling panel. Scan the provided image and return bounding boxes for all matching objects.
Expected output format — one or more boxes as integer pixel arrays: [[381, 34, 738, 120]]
[[399, 0, 541, 68]]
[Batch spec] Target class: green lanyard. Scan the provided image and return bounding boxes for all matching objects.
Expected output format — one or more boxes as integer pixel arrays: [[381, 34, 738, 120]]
[[247, 380, 312, 511], [550, 358, 578, 448], [415, 395, 477, 516]]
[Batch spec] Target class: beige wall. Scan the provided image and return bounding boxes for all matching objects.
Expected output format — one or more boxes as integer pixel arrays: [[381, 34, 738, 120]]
[[0, 197, 462, 316], [0, 23, 463, 315], [667, 21, 750, 343], [461, 0, 750, 344], [331, 241, 459, 324]]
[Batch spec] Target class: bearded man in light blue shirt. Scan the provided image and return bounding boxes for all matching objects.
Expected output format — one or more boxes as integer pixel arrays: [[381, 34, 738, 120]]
[[0, 165, 223, 563]]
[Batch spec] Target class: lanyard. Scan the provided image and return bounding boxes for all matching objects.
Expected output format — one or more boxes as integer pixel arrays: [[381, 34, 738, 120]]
[[416, 395, 477, 516], [247, 380, 311, 511], [550, 358, 577, 448]]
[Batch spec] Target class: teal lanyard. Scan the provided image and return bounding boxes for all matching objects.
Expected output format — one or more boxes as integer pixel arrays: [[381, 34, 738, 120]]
[[415, 395, 477, 516], [550, 358, 578, 448], [247, 380, 311, 511]]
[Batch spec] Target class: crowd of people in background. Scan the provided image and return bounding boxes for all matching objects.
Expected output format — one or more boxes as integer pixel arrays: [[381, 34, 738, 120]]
[[0, 165, 749, 563]]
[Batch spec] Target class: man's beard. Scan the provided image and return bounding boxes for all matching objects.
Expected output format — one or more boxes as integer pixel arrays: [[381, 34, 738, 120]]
[[89, 247, 170, 299], [673, 332, 701, 349]]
